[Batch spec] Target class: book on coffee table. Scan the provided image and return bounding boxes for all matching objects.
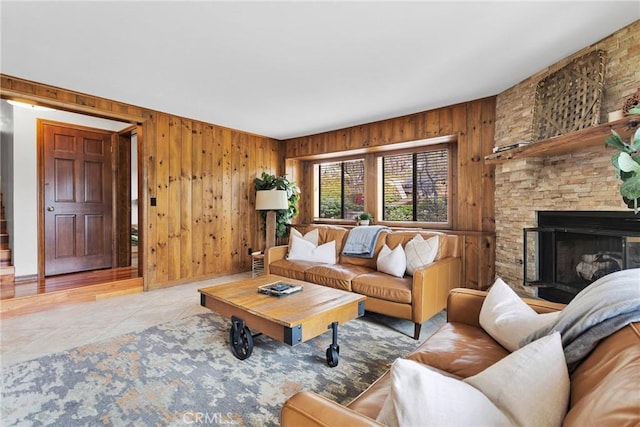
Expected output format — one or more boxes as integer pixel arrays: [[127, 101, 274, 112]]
[[257, 282, 303, 296]]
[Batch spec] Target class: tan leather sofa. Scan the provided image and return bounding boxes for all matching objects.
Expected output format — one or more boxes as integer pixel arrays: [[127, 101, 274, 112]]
[[281, 288, 640, 426], [265, 225, 462, 339]]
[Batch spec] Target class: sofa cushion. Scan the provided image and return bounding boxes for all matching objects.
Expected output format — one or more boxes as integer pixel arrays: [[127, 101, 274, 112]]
[[404, 234, 439, 276], [376, 359, 511, 427], [405, 322, 509, 378], [269, 259, 324, 281], [304, 264, 374, 291], [288, 234, 336, 264], [290, 227, 319, 246], [385, 231, 448, 260], [352, 273, 412, 304], [480, 277, 560, 351], [296, 225, 349, 259], [376, 244, 406, 278]]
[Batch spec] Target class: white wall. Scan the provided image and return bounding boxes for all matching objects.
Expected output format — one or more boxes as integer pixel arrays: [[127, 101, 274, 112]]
[[12, 106, 130, 276], [131, 134, 138, 224], [1, 100, 14, 251]]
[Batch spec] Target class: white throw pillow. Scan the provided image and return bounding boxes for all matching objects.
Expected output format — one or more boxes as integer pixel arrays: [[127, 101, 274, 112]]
[[464, 332, 570, 427], [377, 244, 407, 278], [404, 234, 439, 276], [289, 227, 319, 247], [376, 333, 569, 427], [287, 234, 336, 264], [376, 359, 511, 427], [479, 277, 560, 351]]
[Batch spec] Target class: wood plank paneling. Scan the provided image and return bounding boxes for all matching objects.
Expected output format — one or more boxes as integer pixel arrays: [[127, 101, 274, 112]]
[[191, 121, 204, 277], [180, 119, 193, 278], [219, 127, 232, 273], [168, 116, 182, 280], [145, 112, 157, 290], [480, 97, 497, 233], [155, 113, 171, 284], [203, 124, 216, 275], [2, 74, 283, 291]]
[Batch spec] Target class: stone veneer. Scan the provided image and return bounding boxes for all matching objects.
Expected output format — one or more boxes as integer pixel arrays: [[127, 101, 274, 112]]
[[493, 20, 640, 295]]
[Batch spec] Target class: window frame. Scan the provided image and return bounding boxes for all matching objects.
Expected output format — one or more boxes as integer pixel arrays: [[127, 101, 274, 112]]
[[313, 155, 366, 222], [311, 137, 455, 229], [377, 145, 452, 227]]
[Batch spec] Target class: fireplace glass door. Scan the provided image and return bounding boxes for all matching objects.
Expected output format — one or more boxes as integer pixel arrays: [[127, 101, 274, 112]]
[[524, 227, 640, 303]]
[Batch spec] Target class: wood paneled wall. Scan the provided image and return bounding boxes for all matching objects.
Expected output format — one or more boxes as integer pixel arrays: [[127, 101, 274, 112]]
[[284, 97, 497, 289], [2, 74, 496, 289], [145, 113, 282, 288], [1, 75, 283, 290]]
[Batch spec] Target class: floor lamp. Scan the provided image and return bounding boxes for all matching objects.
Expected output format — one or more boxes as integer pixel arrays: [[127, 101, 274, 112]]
[[255, 189, 289, 250]]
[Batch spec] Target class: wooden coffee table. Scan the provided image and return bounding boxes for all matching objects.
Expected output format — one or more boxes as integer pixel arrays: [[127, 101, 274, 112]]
[[199, 274, 366, 367]]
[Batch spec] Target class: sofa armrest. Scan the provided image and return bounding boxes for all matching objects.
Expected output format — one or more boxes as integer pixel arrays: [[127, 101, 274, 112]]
[[446, 287, 567, 327], [446, 288, 489, 327], [264, 245, 288, 275], [411, 256, 462, 324], [281, 391, 382, 427]]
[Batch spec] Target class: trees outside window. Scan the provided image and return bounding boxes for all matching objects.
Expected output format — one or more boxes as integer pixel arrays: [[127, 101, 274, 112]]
[[318, 159, 364, 219], [382, 150, 448, 223], [314, 145, 450, 225]]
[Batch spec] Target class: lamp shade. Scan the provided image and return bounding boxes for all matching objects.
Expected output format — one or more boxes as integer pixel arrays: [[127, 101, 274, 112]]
[[255, 190, 288, 210]]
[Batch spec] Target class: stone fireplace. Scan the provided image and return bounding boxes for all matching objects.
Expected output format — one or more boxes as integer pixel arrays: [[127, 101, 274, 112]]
[[493, 21, 639, 294], [524, 211, 640, 303]]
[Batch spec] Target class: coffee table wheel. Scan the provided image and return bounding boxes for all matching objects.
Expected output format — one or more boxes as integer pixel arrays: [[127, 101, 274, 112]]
[[229, 318, 253, 360], [326, 344, 339, 367]]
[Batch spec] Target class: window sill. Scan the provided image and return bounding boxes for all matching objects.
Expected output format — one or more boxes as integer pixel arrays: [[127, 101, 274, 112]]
[[309, 219, 451, 230]]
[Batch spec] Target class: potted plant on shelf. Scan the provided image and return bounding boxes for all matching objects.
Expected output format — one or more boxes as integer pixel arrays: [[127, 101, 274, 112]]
[[358, 212, 373, 226], [605, 105, 640, 213], [254, 172, 300, 237]]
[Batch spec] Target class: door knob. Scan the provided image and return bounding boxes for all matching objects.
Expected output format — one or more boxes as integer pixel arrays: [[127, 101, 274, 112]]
[[47, 206, 55, 212]]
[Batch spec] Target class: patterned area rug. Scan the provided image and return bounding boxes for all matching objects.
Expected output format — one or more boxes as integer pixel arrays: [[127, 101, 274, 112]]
[[2, 311, 444, 426]]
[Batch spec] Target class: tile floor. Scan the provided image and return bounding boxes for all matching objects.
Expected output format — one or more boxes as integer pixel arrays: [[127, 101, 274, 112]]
[[1, 272, 252, 367]]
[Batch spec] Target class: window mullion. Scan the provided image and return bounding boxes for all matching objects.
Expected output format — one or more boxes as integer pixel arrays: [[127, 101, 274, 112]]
[[318, 164, 323, 215], [340, 162, 345, 219], [412, 154, 418, 221], [381, 157, 386, 221]]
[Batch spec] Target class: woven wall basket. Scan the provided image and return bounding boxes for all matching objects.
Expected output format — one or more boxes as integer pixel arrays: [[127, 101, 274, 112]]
[[532, 50, 606, 141]]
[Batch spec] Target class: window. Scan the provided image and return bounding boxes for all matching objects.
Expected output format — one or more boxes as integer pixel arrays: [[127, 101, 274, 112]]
[[317, 159, 364, 219], [382, 149, 448, 223]]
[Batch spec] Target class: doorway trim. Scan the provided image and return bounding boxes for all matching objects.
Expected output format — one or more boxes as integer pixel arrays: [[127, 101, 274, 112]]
[[2, 79, 147, 288]]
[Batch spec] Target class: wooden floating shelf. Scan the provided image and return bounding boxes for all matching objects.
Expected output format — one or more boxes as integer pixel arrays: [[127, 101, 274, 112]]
[[485, 115, 640, 165]]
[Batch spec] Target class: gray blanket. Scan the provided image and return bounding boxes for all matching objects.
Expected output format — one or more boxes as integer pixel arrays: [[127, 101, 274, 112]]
[[521, 268, 640, 372], [342, 225, 389, 258]]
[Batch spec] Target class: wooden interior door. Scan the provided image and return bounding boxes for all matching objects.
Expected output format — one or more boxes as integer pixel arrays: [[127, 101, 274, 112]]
[[41, 121, 114, 276]]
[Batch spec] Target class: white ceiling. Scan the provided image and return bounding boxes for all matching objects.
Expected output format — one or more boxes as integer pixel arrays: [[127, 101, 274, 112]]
[[2, 1, 638, 140]]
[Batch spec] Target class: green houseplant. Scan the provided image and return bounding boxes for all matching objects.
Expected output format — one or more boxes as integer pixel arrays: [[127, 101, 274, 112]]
[[605, 105, 640, 213], [254, 172, 300, 237], [358, 212, 373, 225]]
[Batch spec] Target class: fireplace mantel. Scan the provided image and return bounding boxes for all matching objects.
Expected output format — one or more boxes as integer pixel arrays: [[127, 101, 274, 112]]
[[485, 115, 639, 165]]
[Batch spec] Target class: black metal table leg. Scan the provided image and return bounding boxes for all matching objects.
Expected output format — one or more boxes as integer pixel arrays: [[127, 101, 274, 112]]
[[326, 321, 340, 367], [229, 316, 253, 360]]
